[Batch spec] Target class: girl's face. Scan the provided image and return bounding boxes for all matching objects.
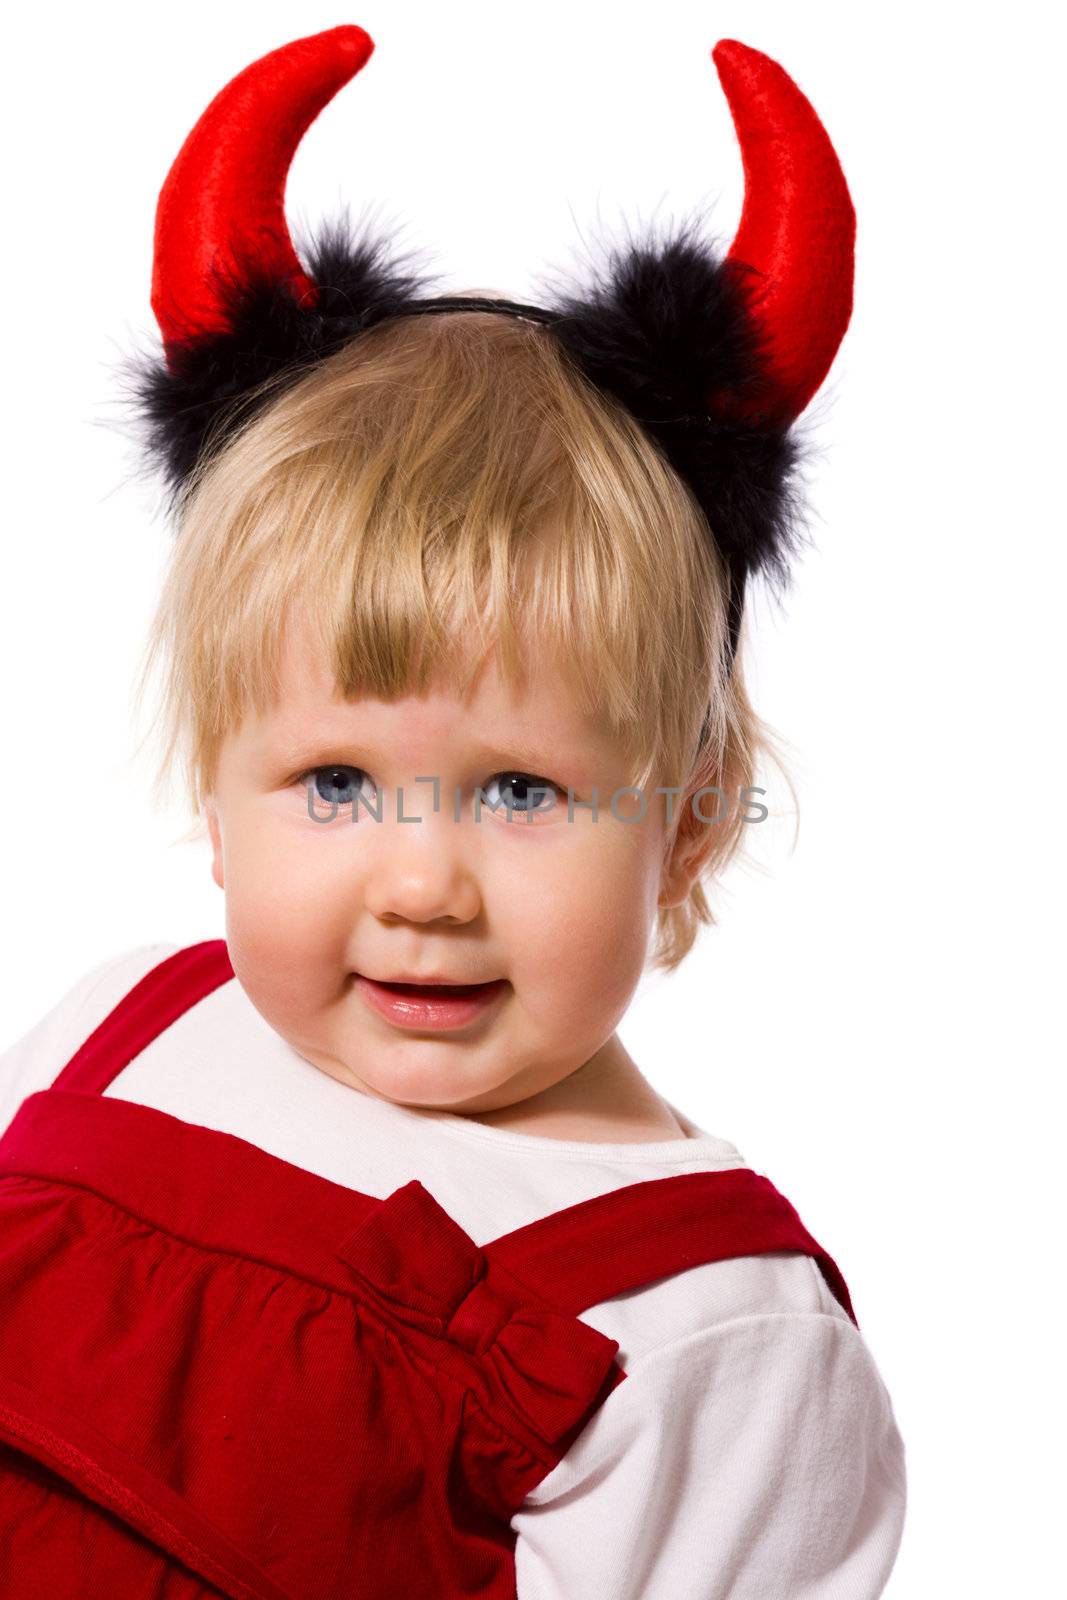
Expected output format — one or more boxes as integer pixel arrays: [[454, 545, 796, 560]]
[[204, 613, 697, 1117]]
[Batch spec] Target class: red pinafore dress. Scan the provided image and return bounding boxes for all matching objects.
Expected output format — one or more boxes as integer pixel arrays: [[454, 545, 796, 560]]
[[0, 942, 856, 1599]]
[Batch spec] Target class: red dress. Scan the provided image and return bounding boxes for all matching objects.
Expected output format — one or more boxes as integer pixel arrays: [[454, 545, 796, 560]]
[[0, 941, 855, 1599]]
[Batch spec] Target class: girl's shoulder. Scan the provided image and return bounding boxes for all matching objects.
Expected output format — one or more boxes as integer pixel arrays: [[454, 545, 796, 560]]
[[588, 1215, 853, 1374], [0, 942, 181, 1135]]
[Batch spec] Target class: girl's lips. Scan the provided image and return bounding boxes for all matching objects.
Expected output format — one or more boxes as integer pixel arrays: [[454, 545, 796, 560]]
[[353, 974, 508, 1031]]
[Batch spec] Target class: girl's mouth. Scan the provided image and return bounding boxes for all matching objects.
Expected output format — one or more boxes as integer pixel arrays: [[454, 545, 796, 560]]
[[353, 974, 508, 1031]]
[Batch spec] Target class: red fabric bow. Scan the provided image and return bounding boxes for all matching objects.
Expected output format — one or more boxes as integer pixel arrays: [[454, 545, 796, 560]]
[[337, 1180, 622, 1446]]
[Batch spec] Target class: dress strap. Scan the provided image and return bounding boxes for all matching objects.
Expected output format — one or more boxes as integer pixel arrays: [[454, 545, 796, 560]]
[[484, 1167, 858, 1327], [50, 941, 235, 1095]]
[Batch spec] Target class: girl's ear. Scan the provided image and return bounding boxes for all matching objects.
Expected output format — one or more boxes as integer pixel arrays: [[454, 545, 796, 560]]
[[657, 790, 720, 909], [204, 798, 224, 892]]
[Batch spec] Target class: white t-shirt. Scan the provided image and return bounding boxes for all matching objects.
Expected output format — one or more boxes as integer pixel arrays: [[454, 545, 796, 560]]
[[0, 942, 907, 1598]]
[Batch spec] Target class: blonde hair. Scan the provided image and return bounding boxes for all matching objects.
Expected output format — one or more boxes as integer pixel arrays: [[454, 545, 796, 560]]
[[130, 306, 796, 972]]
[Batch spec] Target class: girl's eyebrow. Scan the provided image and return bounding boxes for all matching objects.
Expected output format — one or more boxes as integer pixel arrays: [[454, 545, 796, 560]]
[[267, 729, 608, 776]]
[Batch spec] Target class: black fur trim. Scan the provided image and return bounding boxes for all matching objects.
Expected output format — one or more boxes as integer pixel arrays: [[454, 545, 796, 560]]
[[535, 210, 810, 597], [128, 207, 444, 512]]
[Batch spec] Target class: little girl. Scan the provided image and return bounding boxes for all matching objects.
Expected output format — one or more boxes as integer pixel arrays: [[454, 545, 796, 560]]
[[0, 26, 905, 1599]]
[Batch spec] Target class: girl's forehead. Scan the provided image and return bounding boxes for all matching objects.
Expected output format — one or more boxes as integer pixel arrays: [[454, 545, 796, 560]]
[[230, 678, 626, 803], [237, 620, 609, 765], [269, 665, 600, 750], [275, 608, 592, 727], [213, 608, 647, 796]]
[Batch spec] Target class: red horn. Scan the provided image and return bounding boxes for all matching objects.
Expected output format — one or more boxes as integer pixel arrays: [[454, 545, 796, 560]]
[[710, 40, 856, 429], [151, 26, 375, 367]]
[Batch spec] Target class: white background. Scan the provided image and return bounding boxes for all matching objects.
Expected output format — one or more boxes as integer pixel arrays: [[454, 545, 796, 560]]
[[1, 4, 1062, 1593]]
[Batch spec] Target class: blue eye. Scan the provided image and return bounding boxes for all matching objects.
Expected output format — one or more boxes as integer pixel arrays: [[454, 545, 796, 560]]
[[300, 765, 373, 811], [482, 772, 560, 817]]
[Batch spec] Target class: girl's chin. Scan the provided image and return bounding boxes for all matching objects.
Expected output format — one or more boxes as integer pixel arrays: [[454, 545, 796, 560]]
[[327, 1048, 522, 1118]]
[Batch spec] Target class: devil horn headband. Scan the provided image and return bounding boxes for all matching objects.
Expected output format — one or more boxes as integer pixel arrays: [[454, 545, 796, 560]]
[[135, 25, 855, 671]]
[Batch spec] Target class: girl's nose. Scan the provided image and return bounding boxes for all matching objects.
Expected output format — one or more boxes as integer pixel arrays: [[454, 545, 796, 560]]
[[360, 802, 484, 927]]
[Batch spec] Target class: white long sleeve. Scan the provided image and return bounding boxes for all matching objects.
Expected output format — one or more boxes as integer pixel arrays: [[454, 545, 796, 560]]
[[513, 1310, 905, 1599]]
